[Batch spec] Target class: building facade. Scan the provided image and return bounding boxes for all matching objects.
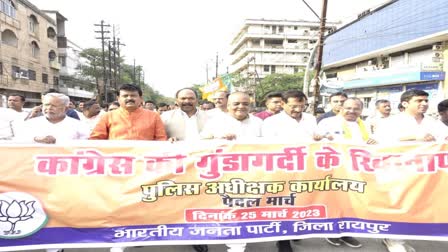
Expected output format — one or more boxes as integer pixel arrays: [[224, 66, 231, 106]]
[[0, 0, 60, 107], [43, 10, 95, 102], [322, 0, 447, 115], [229, 19, 339, 81]]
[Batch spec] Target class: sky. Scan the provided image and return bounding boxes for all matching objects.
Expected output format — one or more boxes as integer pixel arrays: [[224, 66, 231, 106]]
[[31, 0, 387, 97]]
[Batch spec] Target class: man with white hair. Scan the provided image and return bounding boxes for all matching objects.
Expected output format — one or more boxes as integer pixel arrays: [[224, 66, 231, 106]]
[[14, 93, 89, 144]]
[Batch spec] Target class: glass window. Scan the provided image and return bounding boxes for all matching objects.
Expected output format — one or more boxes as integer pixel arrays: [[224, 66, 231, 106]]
[[42, 73, 48, 84]]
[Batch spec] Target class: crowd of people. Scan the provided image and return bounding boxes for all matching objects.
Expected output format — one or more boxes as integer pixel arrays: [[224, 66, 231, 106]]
[[1, 83, 448, 252]]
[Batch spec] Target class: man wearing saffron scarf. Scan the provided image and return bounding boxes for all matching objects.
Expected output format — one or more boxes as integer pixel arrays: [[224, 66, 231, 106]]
[[315, 97, 376, 249], [317, 97, 376, 145]]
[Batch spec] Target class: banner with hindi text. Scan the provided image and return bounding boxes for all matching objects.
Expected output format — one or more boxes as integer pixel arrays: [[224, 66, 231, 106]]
[[1, 141, 448, 251]]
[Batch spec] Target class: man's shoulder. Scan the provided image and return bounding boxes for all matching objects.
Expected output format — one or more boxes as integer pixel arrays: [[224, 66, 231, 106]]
[[248, 114, 263, 123], [302, 112, 316, 120]]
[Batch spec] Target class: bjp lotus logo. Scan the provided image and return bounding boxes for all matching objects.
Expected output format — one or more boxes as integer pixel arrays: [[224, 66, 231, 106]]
[[0, 192, 48, 239]]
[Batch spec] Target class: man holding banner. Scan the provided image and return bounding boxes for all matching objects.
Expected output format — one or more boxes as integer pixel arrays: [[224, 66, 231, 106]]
[[376, 89, 447, 252], [316, 97, 377, 249]]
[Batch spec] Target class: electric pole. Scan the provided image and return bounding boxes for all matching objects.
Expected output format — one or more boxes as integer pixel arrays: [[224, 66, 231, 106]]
[[133, 59, 136, 84], [311, 0, 328, 115], [215, 52, 219, 79], [94, 20, 110, 105], [108, 40, 113, 98], [116, 38, 125, 87], [112, 26, 117, 90]]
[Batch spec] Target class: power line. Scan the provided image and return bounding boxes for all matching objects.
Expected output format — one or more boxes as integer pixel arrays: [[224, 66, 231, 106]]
[[94, 20, 110, 105]]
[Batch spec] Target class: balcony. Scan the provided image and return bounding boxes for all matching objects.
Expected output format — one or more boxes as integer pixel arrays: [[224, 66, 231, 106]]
[[57, 36, 67, 48], [49, 60, 61, 70]]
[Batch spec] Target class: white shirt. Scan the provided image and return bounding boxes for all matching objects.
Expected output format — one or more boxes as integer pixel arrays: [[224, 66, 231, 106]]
[[375, 112, 448, 142], [365, 113, 391, 134], [317, 116, 369, 144], [13, 116, 89, 143], [262, 111, 317, 142], [180, 110, 201, 141], [80, 111, 105, 133], [200, 113, 262, 140]]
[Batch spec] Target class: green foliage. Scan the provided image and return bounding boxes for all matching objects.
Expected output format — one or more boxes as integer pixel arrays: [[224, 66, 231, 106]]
[[232, 73, 304, 106], [78, 48, 171, 104], [257, 73, 304, 103]]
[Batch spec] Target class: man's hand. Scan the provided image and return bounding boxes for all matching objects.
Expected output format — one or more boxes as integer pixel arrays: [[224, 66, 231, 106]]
[[27, 105, 42, 119], [221, 134, 237, 140], [33, 136, 56, 144], [366, 138, 378, 145], [420, 134, 436, 142]]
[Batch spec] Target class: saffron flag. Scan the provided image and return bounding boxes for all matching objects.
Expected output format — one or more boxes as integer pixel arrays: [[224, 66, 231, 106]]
[[200, 74, 235, 100]]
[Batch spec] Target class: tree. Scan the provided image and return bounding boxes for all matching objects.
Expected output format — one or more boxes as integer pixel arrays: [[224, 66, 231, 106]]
[[255, 73, 304, 106]]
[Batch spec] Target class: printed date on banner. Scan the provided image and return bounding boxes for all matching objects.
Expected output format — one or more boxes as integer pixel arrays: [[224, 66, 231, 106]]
[[185, 205, 327, 222]]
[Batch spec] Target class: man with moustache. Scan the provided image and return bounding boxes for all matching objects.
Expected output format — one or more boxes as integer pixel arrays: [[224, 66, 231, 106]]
[[206, 90, 229, 119], [90, 84, 166, 140], [262, 90, 317, 142], [365, 99, 392, 134], [161, 88, 208, 142]]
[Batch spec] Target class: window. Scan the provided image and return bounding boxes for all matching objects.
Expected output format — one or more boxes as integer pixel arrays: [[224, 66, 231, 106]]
[[294, 26, 298, 30], [28, 15, 39, 33], [53, 76, 59, 85], [288, 39, 297, 43], [271, 65, 276, 74], [263, 65, 270, 72], [303, 56, 309, 63], [28, 70, 36, 81], [42, 73, 48, 84], [31, 41, 40, 58], [58, 56, 66, 67], [279, 26, 284, 33], [11, 65, 19, 74], [48, 50, 57, 61], [1, 0, 16, 18], [47, 27, 56, 39], [1, 29, 18, 47], [294, 66, 299, 73], [363, 97, 371, 109]]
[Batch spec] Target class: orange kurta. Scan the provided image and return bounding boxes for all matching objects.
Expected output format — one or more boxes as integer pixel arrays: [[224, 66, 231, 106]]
[[89, 107, 167, 140]]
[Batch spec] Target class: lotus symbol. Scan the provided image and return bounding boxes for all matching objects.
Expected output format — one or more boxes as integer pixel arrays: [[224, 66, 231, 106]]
[[0, 200, 35, 235]]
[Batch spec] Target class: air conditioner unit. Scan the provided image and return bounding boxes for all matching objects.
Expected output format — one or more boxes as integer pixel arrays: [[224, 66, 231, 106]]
[[434, 52, 442, 58], [13, 72, 20, 79], [19, 73, 29, 79], [433, 45, 442, 51]]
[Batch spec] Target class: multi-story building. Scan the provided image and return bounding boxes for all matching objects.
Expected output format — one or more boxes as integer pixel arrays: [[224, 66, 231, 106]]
[[229, 19, 339, 81], [321, 0, 447, 115], [43, 10, 95, 102], [0, 0, 60, 107]]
